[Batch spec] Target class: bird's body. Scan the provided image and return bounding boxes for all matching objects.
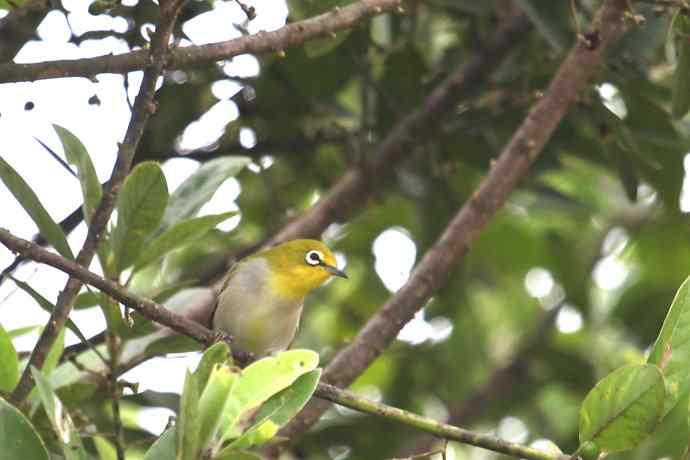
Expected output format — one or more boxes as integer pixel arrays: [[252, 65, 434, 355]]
[[212, 239, 346, 355]]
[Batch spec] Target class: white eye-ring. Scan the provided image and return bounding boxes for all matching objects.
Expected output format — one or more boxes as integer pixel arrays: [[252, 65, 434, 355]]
[[305, 250, 323, 266]]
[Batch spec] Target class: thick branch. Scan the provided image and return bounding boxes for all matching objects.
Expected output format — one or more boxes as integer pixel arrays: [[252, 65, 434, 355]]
[[0, 228, 571, 460], [9, 2, 182, 405], [0, 0, 402, 83], [0, 0, 49, 63], [280, 0, 630, 440]]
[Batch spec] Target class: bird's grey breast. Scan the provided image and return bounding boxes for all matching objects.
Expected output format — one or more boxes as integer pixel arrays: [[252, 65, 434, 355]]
[[214, 257, 304, 354]]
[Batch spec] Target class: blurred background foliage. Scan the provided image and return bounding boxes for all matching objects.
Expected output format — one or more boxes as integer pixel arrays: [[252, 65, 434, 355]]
[[4, 0, 690, 458]]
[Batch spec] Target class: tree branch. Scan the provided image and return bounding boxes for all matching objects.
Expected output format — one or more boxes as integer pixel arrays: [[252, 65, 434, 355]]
[[265, 8, 531, 245], [0, 0, 50, 63], [279, 0, 630, 441], [9, 1, 183, 405], [0, 0, 403, 84], [0, 228, 572, 460], [316, 383, 572, 460]]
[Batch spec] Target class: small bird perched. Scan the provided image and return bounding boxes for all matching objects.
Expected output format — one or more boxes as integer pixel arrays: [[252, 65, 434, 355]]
[[212, 239, 347, 355]]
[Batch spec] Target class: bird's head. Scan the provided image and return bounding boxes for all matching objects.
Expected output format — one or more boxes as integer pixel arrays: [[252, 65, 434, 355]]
[[261, 239, 347, 299]]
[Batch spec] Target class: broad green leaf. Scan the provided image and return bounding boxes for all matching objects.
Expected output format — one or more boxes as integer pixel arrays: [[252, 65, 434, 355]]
[[513, 0, 571, 52], [31, 367, 88, 460], [74, 290, 99, 309], [93, 435, 117, 460], [194, 341, 232, 393], [198, 364, 239, 448], [111, 162, 168, 273], [133, 212, 236, 272], [231, 369, 321, 448], [0, 155, 73, 259], [177, 371, 200, 460], [220, 350, 319, 441], [672, 13, 690, 118], [0, 323, 18, 392], [53, 125, 102, 222], [8, 276, 90, 346], [143, 427, 176, 460], [161, 157, 249, 232], [579, 364, 664, 453], [648, 275, 690, 415], [0, 397, 49, 460]]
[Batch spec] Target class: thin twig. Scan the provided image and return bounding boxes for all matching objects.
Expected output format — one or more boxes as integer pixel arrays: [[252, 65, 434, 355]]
[[9, 1, 183, 405], [279, 0, 630, 441], [0, 228, 572, 460]]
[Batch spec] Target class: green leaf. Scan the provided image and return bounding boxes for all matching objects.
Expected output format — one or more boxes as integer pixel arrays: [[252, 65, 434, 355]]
[[194, 341, 232, 393], [143, 427, 176, 460], [0, 155, 74, 259], [43, 328, 65, 377], [7, 326, 39, 340], [214, 449, 264, 460], [93, 435, 117, 460], [133, 212, 236, 272], [161, 157, 249, 232], [0, 323, 19, 392], [74, 290, 99, 309], [672, 13, 690, 118], [231, 369, 321, 448], [648, 274, 690, 415], [31, 367, 88, 460], [220, 350, 319, 441], [177, 371, 201, 460], [198, 364, 239, 448], [53, 125, 102, 222], [513, 0, 571, 52], [579, 364, 664, 453], [8, 276, 90, 347], [111, 162, 169, 273], [0, 397, 49, 460]]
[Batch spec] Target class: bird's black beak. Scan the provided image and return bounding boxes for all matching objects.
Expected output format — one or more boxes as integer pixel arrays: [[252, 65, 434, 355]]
[[324, 264, 348, 279]]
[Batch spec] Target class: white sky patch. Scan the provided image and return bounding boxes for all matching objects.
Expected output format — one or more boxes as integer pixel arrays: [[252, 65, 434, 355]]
[[373, 228, 416, 292], [680, 154, 690, 212], [121, 353, 201, 394], [598, 82, 628, 119], [138, 406, 176, 435], [239, 126, 257, 149], [497, 416, 529, 443], [524, 267, 554, 299], [530, 439, 563, 455], [211, 79, 243, 100], [593, 255, 629, 291], [198, 177, 242, 231], [176, 100, 240, 152], [556, 305, 584, 334], [160, 158, 201, 192], [223, 54, 261, 78], [37, 10, 71, 43]]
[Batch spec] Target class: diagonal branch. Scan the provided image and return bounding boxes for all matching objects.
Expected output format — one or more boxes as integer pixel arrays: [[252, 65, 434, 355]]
[[9, 1, 184, 405], [0, 0, 403, 84], [279, 0, 630, 441], [266, 8, 531, 244], [0, 227, 571, 460]]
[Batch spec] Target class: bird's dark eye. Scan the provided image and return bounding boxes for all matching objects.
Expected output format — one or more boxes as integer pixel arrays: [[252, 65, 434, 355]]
[[305, 250, 323, 266]]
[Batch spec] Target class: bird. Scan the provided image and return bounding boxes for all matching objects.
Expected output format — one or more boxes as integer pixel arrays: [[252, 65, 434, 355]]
[[212, 239, 347, 355]]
